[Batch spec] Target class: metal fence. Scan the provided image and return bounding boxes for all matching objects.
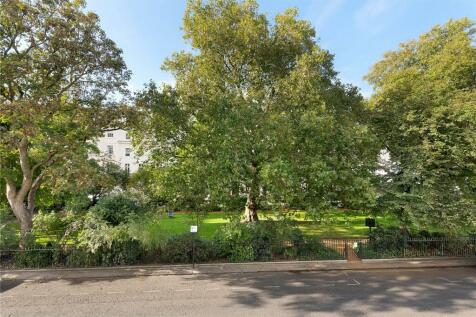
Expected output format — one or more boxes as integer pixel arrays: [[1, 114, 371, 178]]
[[1, 236, 475, 269], [0, 238, 345, 269], [356, 236, 476, 259]]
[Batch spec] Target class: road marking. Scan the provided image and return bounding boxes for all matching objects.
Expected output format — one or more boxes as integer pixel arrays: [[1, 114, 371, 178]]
[[32, 294, 47, 297], [439, 277, 459, 283], [206, 288, 221, 291], [143, 290, 161, 293], [347, 279, 361, 286], [71, 293, 89, 296], [0, 295, 13, 299], [107, 291, 124, 294], [175, 289, 192, 292]]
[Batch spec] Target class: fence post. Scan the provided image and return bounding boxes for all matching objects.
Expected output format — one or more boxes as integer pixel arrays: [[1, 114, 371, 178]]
[[403, 236, 406, 258], [440, 238, 443, 256]]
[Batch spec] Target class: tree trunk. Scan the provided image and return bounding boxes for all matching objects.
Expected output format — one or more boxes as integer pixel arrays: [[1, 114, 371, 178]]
[[244, 189, 259, 222], [4, 137, 48, 249], [243, 162, 259, 222], [6, 182, 34, 249], [18, 206, 33, 249]]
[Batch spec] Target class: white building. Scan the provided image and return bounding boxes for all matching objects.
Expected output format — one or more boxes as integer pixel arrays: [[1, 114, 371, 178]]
[[93, 129, 146, 173]]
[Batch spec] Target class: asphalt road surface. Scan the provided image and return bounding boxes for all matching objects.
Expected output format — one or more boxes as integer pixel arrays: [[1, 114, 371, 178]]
[[1, 267, 475, 317]]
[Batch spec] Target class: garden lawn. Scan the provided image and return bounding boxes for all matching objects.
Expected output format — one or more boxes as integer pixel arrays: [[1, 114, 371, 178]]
[[154, 210, 476, 239], [159, 210, 400, 239]]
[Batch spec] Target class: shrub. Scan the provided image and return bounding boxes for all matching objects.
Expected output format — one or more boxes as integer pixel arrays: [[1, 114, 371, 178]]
[[0, 223, 18, 249], [367, 226, 408, 253], [12, 242, 63, 268], [96, 239, 143, 266], [297, 236, 343, 260], [160, 234, 213, 263], [64, 248, 99, 267], [127, 213, 166, 250], [212, 220, 306, 262], [0, 205, 18, 249], [89, 192, 144, 226]]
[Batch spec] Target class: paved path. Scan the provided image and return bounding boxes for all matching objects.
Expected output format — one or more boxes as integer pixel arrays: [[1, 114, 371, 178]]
[[1, 267, 475, 316]]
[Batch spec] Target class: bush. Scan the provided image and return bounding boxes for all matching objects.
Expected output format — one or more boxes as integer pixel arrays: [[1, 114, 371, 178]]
[[297, 236, 343, 260], [96, 239, 143, 266], [89, 192, 144, 226], [0, 205, 18, 249], [127, 213, 166, 250], [360, 227, 466, 258], [12, 242, 63, 268], [0, 223, 18, 249], [212, 220, 307, 262], [160, 234, 214, 263]]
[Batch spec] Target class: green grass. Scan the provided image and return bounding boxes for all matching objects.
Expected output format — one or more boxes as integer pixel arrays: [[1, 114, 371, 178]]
[[157, 210, 401, 239], [6, 209, 475, 247], [154, 210, 475, 239]]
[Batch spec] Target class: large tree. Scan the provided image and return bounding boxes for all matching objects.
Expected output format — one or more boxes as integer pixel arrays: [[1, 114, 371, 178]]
[[133, 0, 377, 221], [366, 18, 476, 229], [0, 0, 130, 247]]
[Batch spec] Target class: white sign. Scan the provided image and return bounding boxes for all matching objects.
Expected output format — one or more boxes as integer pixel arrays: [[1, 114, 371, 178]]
[[190, 225, 198, 233]]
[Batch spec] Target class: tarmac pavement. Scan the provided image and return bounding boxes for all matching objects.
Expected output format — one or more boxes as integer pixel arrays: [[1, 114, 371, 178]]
[[1, 267, 476, 316]]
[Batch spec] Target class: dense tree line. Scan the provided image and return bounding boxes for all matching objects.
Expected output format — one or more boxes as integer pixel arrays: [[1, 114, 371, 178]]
[[1, 0, 475, 248]]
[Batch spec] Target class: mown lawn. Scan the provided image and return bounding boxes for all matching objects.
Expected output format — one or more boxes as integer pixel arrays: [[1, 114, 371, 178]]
[[158, 210, 401, 239], [7, 210, 475, 246], [153, 210, 476, 239]]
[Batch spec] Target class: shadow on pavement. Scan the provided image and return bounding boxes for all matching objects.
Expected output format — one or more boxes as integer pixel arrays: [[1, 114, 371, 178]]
[[190, 267, 476, 317]]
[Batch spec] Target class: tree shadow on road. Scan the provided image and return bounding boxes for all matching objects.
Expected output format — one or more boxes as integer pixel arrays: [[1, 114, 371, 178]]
[[190, 268, 476, 316]]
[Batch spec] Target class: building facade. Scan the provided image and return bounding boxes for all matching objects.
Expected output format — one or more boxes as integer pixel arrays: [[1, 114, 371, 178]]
[[93, 129, 146, 173]]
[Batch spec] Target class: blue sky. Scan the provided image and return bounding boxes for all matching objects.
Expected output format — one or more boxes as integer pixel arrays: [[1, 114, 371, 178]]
[[87, 0, 476, 97]]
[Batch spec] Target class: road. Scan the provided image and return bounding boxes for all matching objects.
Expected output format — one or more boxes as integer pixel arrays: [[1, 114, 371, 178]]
[[1, 267, 475, 316]]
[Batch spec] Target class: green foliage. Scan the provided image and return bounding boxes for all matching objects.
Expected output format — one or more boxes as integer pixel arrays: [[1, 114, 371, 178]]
[[94, 239, 143, 266], [0, 224, 18, 249], [12, 242, 62, 268], [127, 213, 166, 250], [0, 0, 130, 240], [89, 192, 144, 226], [213, 219, 306, 261], [74, 213, 143, 266], [0, 204, 18, 249], [132, 0, 378, 218], [77, 213, 130, 253], [160, 234, 214, 263], [366, 18, 476, 229]]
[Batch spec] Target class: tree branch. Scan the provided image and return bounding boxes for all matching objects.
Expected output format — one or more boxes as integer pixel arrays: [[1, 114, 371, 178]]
[[16, 137, 33, 203], [27, 171, 45, 211]]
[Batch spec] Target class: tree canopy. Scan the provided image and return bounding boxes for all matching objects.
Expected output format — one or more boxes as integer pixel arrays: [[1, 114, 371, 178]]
[[366, 18, 476, 229], [132, 0, 378, 221], [0, 0, 130, 245]]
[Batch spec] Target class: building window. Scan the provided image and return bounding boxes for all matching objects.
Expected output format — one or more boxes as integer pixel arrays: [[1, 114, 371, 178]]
[[107, 132, 114, 137], [125, 148, 131, 156], [107, 145, 113, 155], [125, 133, 130, 140], [124, 163, 130, 173]]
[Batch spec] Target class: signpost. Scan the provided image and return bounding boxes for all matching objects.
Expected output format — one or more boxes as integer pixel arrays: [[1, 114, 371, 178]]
[[365, 217, 376, 234], [190, 225, 198, 268]]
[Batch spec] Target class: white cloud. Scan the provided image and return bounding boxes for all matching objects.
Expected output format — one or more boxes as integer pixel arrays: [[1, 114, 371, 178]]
[[354, 0, 396, 29], [307, 0, 344, 29]]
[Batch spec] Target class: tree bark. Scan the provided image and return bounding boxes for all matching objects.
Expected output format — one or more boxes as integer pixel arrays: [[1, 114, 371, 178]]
[[6, 179, 34, 249], [243, 162, 259, 222], [243, 189, 259, 222], [4, 137, 49, 249]]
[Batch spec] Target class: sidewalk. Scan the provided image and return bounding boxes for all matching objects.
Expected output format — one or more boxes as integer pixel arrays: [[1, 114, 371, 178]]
[[1, 257, 475, 281]]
